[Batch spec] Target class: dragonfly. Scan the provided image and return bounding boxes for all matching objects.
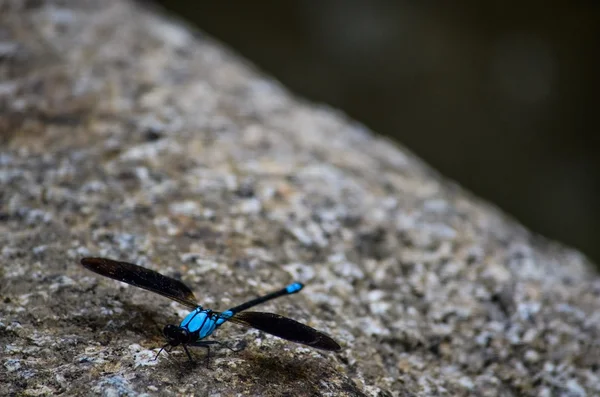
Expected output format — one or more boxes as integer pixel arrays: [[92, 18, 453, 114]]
[[79, 257, 341, 363]]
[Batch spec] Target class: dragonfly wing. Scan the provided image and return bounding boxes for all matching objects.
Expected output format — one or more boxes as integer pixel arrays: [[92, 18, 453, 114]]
[[80, 257, 198, 309], [228, 311, 341, 351]]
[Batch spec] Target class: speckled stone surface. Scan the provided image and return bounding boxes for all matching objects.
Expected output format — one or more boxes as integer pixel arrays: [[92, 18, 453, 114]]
[[1, 1, 599, 396]]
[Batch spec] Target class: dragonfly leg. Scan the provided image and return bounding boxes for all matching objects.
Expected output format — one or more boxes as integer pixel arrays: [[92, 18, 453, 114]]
[[188, 341, 216, 368], [154, 343, 171, 360], [181, 344, 194, 362], [192, 340, 245, 352], [190, 340, 239, 368], [222, 340, 246, 352]]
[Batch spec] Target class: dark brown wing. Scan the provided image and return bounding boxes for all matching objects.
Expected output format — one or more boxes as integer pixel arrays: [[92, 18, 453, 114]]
[[80, 257, 198, 309], [227, 311, 341, 351]]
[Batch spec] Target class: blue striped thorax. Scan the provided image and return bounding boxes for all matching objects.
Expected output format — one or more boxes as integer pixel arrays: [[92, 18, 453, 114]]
[[180, 307, 234, 340]]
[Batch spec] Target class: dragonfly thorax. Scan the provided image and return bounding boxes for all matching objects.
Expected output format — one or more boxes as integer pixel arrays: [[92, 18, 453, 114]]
[[163, 324, 194, 346]]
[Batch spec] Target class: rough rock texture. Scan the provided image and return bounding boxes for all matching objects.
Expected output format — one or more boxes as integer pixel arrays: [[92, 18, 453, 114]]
[[1, 1, 599, 396]]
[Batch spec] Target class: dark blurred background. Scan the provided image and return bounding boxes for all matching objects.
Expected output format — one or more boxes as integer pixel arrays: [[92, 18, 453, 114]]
[[153, 0, 600, 263]]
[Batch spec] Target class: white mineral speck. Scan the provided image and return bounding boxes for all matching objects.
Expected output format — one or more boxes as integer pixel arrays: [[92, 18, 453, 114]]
[[524, 349, 540, 363], [237, 198, 262, 214], [4, 358, 21, 372], [170, 200, 200, 216], [458, 376, 474, 390], [565, 378, 586, 397]]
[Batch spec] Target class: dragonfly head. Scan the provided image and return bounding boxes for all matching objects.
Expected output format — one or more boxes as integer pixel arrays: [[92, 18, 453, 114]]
[[154, 325, 194, 361], [163, 324, 192, 346]]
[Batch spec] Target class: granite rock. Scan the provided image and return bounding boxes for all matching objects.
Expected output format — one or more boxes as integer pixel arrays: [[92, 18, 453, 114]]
[[1, 1, 599, 396]]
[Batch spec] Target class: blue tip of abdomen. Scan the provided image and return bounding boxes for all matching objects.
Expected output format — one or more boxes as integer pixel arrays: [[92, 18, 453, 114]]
[[285, 282, 304, 294]]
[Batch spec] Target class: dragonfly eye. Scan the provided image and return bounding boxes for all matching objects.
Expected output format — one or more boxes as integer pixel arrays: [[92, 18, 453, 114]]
[[163, 324, 190, 346]]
